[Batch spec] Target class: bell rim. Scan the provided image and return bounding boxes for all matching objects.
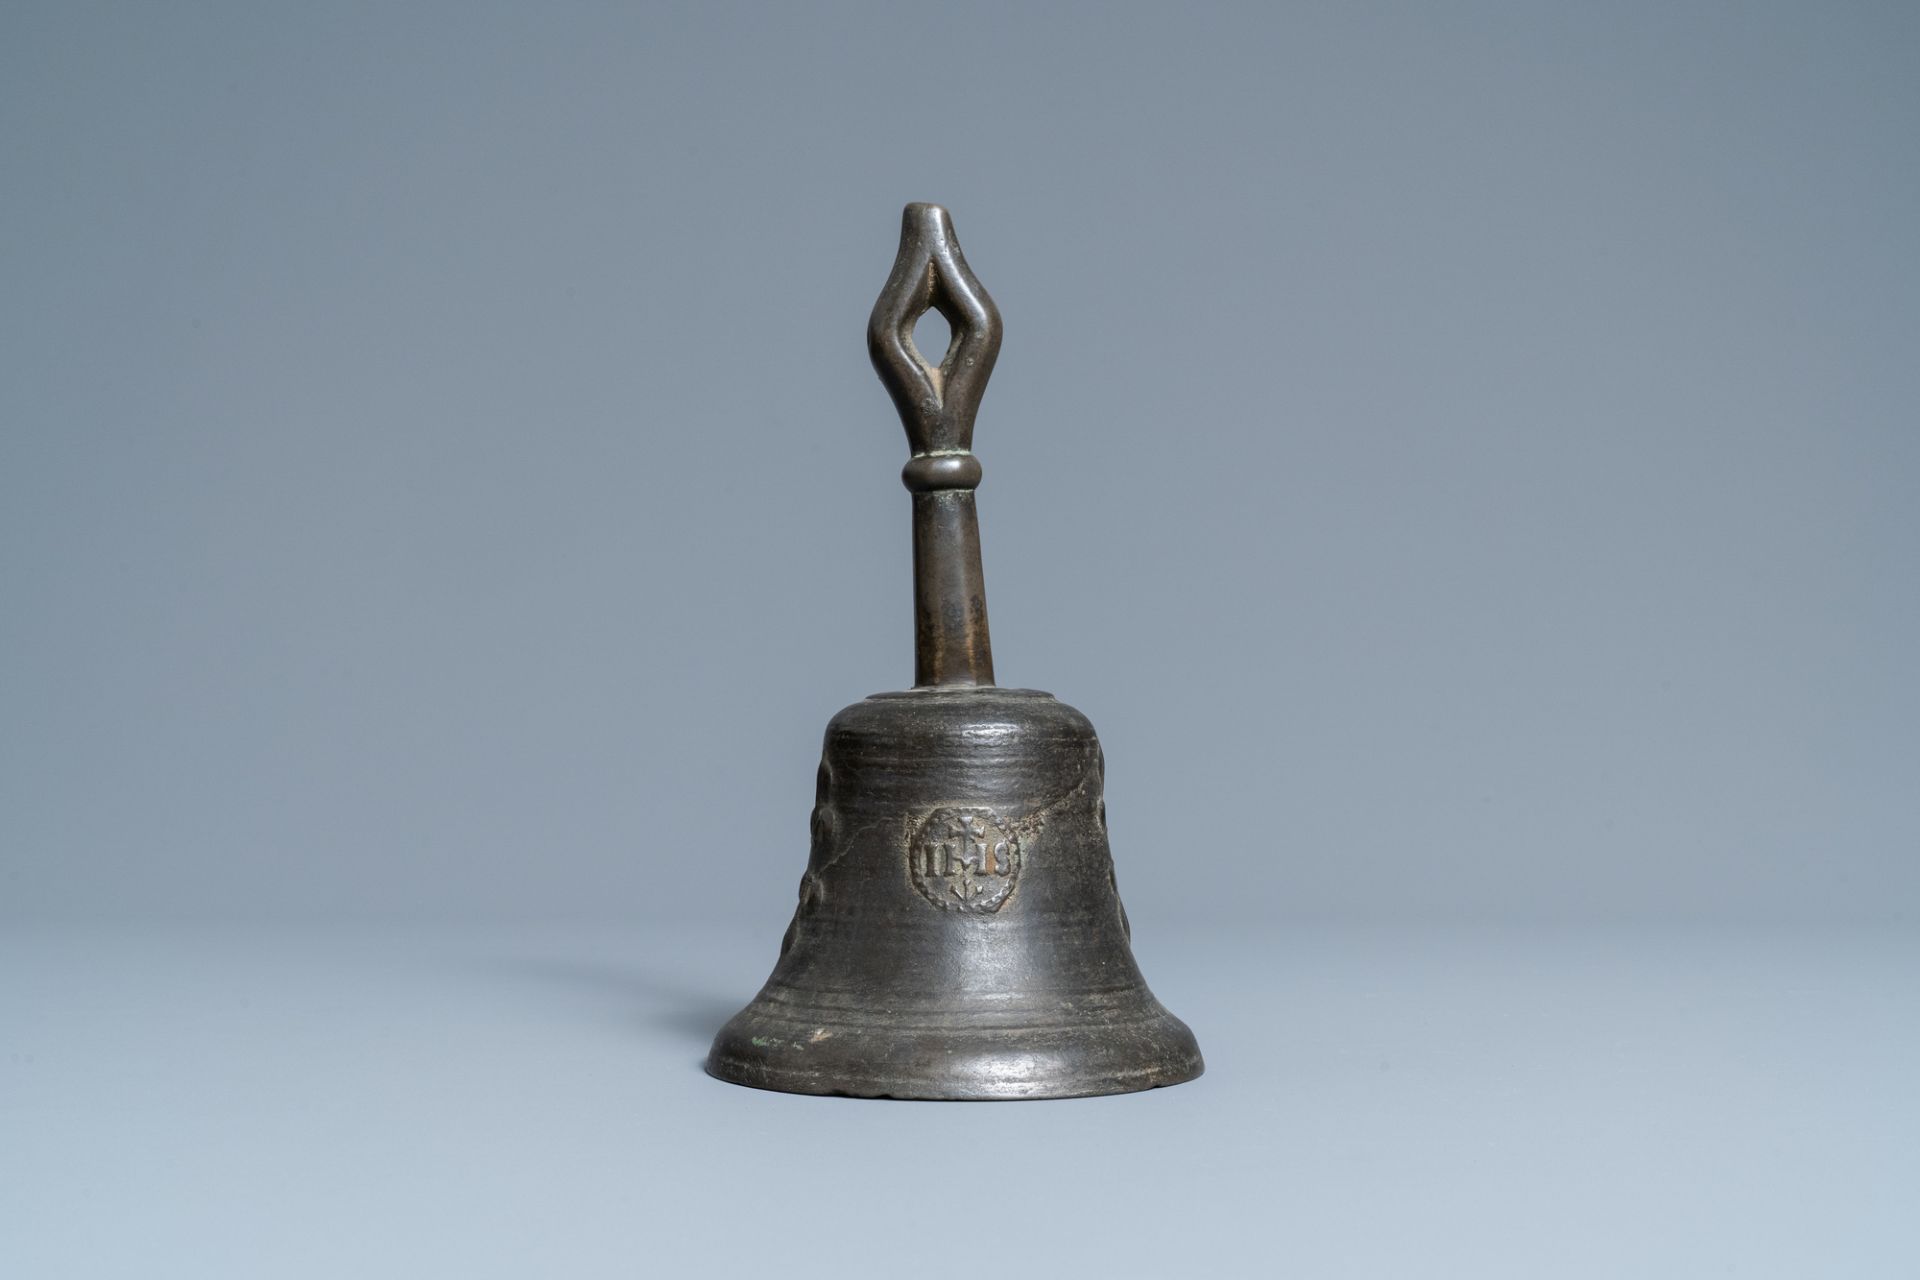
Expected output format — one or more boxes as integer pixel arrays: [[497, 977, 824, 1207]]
[[704, 1005, 1204, 1101]]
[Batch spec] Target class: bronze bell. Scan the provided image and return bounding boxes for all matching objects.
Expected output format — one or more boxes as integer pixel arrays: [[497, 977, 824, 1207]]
[[706, 203, 1203, 1099]]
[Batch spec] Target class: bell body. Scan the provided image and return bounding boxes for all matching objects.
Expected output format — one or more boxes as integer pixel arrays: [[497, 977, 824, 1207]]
[[710, 204, 1203, 1100], [707, 688, 1204, 1099]]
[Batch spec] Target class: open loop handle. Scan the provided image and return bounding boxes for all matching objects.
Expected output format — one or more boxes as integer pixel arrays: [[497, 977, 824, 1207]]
[[868, 203, 1003, 458], [867, 203, 1000, 688]]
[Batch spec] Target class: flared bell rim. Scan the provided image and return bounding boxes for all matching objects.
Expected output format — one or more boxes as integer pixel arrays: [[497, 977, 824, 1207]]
[[705, 1000, 1204, 1101]]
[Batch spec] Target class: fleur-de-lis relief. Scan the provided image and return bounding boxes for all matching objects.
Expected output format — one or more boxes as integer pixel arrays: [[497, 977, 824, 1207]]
[[948, 860, 979, 903]]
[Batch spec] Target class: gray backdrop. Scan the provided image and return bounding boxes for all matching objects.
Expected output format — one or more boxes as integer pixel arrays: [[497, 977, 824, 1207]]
[[3, 4, 1916, 1276], [5, 1, 1913, 933]]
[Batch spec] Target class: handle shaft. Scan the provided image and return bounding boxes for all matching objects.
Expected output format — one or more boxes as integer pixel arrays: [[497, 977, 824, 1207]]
[[910, 490, 994, 687], [868, 204, 1003, 688]]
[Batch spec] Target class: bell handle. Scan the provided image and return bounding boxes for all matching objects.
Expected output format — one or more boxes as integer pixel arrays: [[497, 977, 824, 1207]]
[[867, 203, 1003, 455], [868, 204, 1001, 688]]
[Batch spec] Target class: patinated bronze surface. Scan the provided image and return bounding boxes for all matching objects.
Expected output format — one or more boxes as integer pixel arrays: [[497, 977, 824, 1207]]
[[706, 204, 1204, 1099]]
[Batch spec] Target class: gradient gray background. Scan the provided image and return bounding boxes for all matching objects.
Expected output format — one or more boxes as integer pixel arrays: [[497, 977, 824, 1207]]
[[3, 3, 1915, 1276]]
